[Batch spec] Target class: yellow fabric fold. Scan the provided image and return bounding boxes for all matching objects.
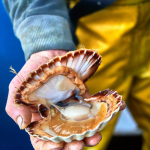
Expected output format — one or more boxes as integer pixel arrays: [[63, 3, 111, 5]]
[[75, 0, 150, 149]]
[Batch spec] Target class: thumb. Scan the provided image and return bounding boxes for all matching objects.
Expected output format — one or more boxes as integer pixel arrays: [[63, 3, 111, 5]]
[[6, 77, 32, 129], [6, 100, 32, 129], [6, 90, 32, 129]]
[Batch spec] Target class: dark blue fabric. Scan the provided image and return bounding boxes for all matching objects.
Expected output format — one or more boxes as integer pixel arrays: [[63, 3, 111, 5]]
[[0, 1, 33, 150]]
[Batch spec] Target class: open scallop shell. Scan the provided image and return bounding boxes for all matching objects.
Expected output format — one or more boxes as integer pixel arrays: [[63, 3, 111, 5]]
[[14, 49, 122, 143]]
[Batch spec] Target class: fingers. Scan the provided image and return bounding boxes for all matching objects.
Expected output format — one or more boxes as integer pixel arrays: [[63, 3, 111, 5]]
[[30, 136, 64, 150], [42, 141, 64, 150], [119, 100, 126, 111], [84, 132, 102, 147], [30, 132, 102, 150], [63, 141, 85, 150], [63, 132, 101, 150]]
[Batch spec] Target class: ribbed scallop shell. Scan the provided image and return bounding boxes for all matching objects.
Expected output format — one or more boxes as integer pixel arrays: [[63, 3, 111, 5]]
[[15, 49, 101, 105], [26, 89, 122, 143], [14, 49, 122, 143]]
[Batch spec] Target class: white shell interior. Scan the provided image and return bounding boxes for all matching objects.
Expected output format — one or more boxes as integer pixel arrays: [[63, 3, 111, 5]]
[[28, 75, 78, 104]]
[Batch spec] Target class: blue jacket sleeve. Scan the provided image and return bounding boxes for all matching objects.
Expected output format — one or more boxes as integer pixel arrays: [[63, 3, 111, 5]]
[[3, 0, 76, 60]]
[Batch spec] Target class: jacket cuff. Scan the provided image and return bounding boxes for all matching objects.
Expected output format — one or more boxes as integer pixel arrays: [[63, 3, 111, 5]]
[[16, 15, 76, 60]]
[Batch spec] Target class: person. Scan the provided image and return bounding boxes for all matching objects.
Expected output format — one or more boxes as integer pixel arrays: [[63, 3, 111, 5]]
[[3, 0, 149, 150]]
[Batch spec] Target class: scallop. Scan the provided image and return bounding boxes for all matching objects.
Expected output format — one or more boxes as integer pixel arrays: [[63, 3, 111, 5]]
[[14, 49, 122, 143]]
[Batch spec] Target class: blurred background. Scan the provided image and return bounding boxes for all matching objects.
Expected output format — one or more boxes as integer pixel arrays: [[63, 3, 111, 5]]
[[0, 1, 142, 150]]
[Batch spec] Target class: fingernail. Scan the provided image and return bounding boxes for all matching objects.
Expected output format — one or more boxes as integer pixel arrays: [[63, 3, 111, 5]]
[[17, 115, 23, 129]]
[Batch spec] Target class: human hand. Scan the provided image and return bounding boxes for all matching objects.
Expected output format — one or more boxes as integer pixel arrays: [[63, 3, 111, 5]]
[[6, 50, 126, 150]]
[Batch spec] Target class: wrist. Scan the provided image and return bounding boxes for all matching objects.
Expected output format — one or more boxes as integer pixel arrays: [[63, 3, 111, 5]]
[[30, 49, 68, 61]]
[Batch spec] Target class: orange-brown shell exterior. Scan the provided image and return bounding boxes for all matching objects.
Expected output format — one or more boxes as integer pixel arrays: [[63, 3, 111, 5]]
[[14, 49, 101, 106]]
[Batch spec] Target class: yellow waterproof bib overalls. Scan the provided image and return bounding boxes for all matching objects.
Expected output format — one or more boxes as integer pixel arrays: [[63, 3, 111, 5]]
[[71, 0, 150, 150]]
